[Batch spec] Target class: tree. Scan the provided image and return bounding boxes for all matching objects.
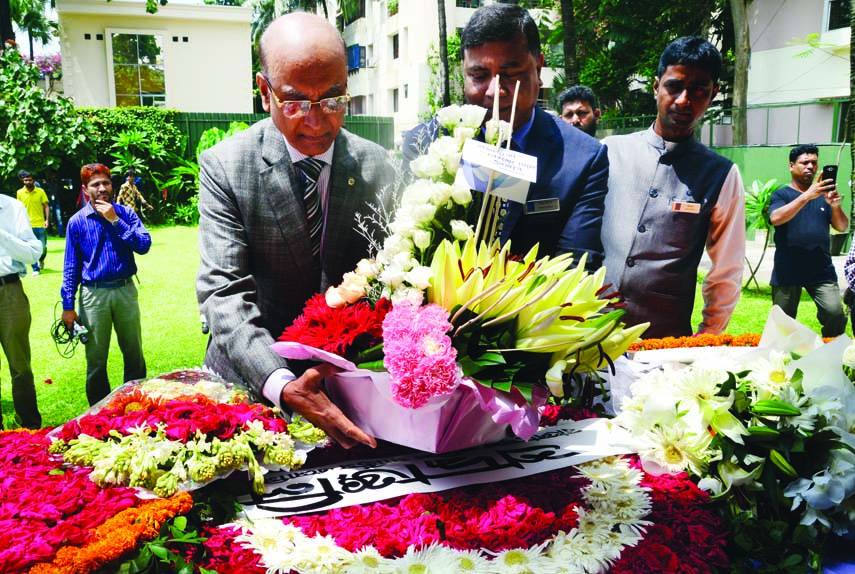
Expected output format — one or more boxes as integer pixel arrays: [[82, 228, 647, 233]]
[[0, 0, 13, 46], [729, 0, 750, 145], [10, 0, 55, 60], [437, 0, 450, 107], [0, 44, 95, 189], [560, 0, 578, 87], [539, 0, 728, 116]]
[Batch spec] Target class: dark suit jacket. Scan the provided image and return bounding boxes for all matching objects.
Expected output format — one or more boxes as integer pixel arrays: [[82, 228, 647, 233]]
[[403, 106, 609, 270], [197, 119, 396, 392]]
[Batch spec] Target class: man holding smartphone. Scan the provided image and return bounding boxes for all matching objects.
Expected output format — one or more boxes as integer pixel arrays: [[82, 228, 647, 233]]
[[769, 144, 847, 336]]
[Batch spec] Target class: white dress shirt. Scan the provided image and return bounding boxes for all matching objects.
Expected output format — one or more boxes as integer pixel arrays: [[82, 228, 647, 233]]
[[0, 194, 42, 276]]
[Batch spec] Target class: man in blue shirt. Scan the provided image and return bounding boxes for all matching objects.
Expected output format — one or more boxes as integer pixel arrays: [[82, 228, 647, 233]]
[[61, 163, 152, 405], [769, 144, 847, 337]]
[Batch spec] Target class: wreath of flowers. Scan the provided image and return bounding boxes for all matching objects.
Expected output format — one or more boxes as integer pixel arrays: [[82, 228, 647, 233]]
[[47, 371, 327, 497], [198, 456, 651, 574]]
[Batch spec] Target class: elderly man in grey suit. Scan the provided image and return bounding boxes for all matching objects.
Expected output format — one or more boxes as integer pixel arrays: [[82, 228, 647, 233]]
[[197, 12, 395, 449]]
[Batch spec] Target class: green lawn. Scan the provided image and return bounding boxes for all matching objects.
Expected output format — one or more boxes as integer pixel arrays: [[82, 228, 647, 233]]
[[1, 225, 846, 429], [1, 226, 207, 429]]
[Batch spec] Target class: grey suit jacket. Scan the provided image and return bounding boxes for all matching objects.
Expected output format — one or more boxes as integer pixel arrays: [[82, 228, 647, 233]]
[[196, 119, 396, 393]]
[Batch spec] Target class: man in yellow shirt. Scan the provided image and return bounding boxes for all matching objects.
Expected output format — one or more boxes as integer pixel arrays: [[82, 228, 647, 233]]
[[16, 171, 49, 275]]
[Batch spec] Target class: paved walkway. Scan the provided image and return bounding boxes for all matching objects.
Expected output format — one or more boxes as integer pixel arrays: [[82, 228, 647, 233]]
[[698, 230, 851, 290]]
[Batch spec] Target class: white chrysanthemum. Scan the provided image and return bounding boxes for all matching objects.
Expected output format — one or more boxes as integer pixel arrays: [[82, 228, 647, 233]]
[[288, 534, 353, 573], [488, 544, 556, 574], [774, 385, 818, 434], [638, 424, 713, 475], [349, 546, 391, 573], [445, 549, 493, 574], [450, 220, 474, 241], [672, 364, 729, 405], [410, 153, 445, 180], [548, 528, 617, 574], [388, 543, 447, 573], [234, 519, 300, 554], [745, 350, 792, 399]]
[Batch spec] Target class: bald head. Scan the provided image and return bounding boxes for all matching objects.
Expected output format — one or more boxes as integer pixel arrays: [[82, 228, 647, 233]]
[[259, 12, 346, 78], [256, 11, 349, 156]]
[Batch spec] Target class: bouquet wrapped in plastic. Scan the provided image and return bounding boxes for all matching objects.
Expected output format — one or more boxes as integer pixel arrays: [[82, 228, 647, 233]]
[[48, 369, 328, 496], [277, 99, 645, 453]]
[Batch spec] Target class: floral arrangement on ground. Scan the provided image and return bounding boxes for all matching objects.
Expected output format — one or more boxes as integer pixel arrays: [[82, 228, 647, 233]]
[[611, 308, 855, 573], [47, 369, 327, 498], [0, 406, 731, 574]]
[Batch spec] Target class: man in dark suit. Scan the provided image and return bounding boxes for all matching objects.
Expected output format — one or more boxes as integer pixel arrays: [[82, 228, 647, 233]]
[[403, 3, 609, 271], [196, 12, 395, 448]]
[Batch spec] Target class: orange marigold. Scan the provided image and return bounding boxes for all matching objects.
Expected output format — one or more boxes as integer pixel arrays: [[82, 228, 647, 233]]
[[627, 333, 762, 352], [28, 492, 193, 574]]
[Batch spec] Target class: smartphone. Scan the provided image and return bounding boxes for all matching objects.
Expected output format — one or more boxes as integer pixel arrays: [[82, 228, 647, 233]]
[[821, 165, 838, 184]]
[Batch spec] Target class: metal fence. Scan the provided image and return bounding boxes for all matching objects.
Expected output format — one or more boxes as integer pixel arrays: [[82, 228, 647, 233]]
[[172, 112, 396, 157]]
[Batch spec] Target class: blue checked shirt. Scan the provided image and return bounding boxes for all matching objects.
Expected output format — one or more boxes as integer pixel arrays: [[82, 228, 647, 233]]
[[61, 201, 152, 310]]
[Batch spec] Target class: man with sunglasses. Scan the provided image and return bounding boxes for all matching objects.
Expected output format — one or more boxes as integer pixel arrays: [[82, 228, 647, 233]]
[[197, 12, 395, 449]]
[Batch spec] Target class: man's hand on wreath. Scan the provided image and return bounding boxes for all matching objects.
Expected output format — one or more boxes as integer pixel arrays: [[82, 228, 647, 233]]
[[281, 363, 377, 449]]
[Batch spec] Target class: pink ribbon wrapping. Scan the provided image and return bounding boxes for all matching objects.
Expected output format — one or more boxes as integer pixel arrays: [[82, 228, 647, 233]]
[[271, 342, 543, 453]]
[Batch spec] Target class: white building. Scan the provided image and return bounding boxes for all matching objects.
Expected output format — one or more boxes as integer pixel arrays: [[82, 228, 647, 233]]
[[338, 0, 556, 139], [56, 0, 253, 112], [731, 0, 849, 145]]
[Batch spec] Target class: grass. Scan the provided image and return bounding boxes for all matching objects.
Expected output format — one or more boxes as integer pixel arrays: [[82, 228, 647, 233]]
[[2, 225, 847, 428], [1, 226, 207, 429]]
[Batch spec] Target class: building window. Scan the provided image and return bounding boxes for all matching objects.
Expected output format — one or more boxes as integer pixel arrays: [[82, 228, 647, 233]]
[[111, 32, 165, 107], [392, 88, 399, 113], [828, 0, 851, 30], [349, 95, 366, 115], [392, 34, 399, 59], [404, 84, 408, 99], [347, 44, 366, 71]]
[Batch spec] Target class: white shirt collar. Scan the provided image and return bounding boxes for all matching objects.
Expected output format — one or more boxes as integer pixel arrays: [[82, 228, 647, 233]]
[[283, 136, 335, 166]]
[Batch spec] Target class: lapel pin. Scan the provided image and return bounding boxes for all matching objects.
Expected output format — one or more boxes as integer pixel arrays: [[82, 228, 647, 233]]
[[348, 177, 356, 186]]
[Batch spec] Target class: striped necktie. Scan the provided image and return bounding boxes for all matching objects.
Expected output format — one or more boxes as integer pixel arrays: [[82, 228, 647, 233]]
[[295, 157, 325, 264]]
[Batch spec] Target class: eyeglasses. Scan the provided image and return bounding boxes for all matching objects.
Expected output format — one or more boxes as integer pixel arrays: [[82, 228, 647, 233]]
[[263, 76, 350, 118]]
